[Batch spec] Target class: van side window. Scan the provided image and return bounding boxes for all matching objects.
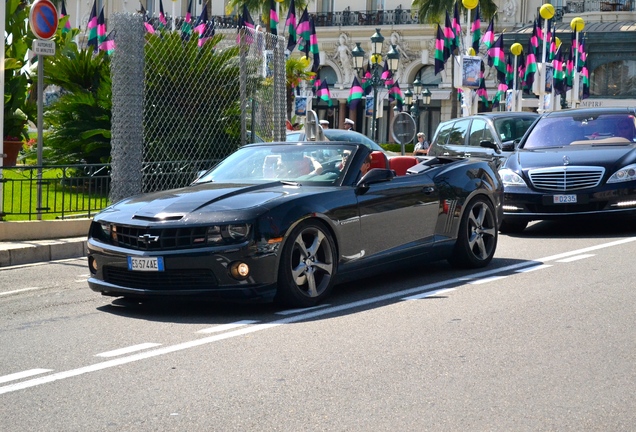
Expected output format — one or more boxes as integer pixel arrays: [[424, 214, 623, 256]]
[[435, 121, 455, 146], [448, 119, 470, 146], [469, 119, 495, 147]]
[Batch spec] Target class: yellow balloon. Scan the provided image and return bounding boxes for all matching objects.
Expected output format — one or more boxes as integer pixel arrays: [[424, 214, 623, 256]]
[[275, 0, 284, 2], [299, 56, 310, 68], [371, 54, 383, 65], [570, 17, 585, 32], [540, 4, 555, 19], [467, 47, 476, 56], [510, 42, 523, 56], [462, 0, 479, 10], [555, 37, 562, 48]]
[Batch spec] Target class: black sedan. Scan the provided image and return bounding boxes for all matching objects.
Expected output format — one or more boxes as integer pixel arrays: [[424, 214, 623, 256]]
[[87, 141, 503, 307], [499, 107, 636, 233]]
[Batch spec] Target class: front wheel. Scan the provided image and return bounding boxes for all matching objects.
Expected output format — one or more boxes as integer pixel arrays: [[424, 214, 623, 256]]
[[449, 196, 498, 268], [276, 221, 337, 307]]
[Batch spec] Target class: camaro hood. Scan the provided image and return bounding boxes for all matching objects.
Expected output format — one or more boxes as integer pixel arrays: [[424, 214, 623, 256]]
[[510, 145, 636, 170], [98, 182, 324, 223]]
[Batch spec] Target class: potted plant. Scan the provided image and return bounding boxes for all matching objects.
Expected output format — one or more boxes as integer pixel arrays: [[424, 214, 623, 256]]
[[3, 0, 34, 166]]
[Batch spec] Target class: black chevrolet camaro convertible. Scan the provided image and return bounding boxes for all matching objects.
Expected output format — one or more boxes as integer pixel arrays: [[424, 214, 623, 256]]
[[87, 141, 503, 307]]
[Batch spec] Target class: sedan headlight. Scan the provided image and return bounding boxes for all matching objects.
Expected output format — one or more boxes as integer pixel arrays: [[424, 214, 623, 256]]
[[499, 168, 528, 187], [206, 224, 251, 244], [607, 164, 636, 183]]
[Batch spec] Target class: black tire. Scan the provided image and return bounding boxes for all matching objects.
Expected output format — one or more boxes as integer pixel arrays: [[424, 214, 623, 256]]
[[275, 221, 337, 307], [448, 196, 498, 268], [499, 219, 528, 234]]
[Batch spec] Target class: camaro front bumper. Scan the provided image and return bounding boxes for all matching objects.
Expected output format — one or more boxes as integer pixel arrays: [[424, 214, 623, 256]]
[[87, 238, 280, 303]]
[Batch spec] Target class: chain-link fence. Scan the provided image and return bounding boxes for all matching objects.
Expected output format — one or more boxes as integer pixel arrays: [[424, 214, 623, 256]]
[[109, 13, 286, 203]]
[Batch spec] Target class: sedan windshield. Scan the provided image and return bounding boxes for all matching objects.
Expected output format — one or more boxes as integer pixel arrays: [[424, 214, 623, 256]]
[[523, 114, 636, 149], [195, 144, 359, 184]]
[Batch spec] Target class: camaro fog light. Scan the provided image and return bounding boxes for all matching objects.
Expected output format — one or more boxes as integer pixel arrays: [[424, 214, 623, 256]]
[[230, 261, 250, 280], [89, 256, 98, 274]]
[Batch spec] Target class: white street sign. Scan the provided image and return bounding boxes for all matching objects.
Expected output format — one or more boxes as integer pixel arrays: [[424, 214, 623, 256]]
[[32, 39, 56, 56]]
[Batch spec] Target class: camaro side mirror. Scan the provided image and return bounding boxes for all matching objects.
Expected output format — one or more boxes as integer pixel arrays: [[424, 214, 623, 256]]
[[356, 168, 395, 192]]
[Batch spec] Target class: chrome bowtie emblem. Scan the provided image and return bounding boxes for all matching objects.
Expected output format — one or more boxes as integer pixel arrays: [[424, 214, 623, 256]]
[[138, 233, 159, 246], [563, 155, 570, 166]]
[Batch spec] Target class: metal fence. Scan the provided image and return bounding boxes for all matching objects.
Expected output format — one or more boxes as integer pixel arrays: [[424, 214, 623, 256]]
[[109, 13, 286, 203], [1, 164, 110, 220]]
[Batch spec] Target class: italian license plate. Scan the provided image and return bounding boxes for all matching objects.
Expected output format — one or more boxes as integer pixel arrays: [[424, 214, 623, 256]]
[[553, 194, 577, 204], [127, 256, 164, 271]]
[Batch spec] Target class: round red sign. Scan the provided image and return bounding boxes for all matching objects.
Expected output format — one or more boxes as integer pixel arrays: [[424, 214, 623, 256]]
[[29, 0, 59, 40]]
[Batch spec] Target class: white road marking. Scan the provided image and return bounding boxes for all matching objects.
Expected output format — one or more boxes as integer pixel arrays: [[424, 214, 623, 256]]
[[0, 369, 53, 384], [556, 254, 595, 263], [516, 264, 553, 273], [275, 304, 331, 315], [197, 320, 259, 334], [403, 288, 456, 301], [469, 275, 508, 284], [0, 287, 44, 296], [2, 237, 635, 396], [95, 343, 162, 358]]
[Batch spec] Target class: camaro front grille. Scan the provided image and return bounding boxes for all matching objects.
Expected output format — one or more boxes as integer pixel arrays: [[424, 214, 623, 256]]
[[103, 266, 218, 290], [113, 225, 209, 251], [528, 166, 604, 191]]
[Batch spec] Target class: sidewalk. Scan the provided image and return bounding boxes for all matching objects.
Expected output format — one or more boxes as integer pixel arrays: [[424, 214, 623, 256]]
[[0, 237, 87, 267], [0, 220, 90, 267]]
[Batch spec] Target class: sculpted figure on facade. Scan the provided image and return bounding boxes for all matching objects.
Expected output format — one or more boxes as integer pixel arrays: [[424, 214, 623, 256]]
[[502, 0, 517, 22], [336, 33, 354, 85], [389, 31, 410, 83]]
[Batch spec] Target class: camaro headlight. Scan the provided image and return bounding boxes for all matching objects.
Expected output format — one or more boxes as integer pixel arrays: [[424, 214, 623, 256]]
[[498, 168, 527, 187], [206, 224, 251, 244], [607, 164, 636, 183]]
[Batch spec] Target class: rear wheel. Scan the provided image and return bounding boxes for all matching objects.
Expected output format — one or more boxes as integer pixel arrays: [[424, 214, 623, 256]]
[[499, 219, 528, 234], [276, 221, 337, 307], [449, 196, 498, 268]]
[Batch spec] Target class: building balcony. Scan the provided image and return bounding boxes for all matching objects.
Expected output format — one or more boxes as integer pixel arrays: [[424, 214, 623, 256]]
[[311, 8, 419, 27]]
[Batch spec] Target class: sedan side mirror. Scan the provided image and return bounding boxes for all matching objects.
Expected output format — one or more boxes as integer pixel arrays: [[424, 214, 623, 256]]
[[480, 139, 501, 154]]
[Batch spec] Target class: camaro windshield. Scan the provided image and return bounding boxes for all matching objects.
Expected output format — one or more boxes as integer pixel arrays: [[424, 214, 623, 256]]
[[195, 144, 359, 184], [523, 114, 636, 149]]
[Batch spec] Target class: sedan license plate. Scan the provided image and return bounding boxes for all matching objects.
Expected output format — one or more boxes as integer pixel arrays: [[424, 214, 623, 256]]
[[127, 256, 164, 271], [553, 194, 577, 204]]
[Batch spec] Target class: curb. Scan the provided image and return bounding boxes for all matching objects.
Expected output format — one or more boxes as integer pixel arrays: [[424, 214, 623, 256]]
[[0, 237, 87, 267]]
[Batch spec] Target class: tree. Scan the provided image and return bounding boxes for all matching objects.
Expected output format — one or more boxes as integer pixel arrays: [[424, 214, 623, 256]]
[[412, 0, 498, 118], [412, 0, 498, 25], [285, 57, 315, 121]]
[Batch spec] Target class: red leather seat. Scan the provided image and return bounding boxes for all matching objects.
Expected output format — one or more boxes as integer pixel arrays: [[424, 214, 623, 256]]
[[369, 151, 389, 169], [389, 156, 419, 176]]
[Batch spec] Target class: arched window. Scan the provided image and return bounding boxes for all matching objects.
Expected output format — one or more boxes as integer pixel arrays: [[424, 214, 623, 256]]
[[417, 65, 442, 86], [318, 66, 338, 88], [591, 60, 636, 97]]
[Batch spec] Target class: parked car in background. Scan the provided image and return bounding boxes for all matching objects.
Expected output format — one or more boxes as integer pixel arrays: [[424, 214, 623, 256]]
[[428, 112, 538, 164], [287, 128, 399, 155], [498, 107, 636, 233], [87, 140, 502, 308]]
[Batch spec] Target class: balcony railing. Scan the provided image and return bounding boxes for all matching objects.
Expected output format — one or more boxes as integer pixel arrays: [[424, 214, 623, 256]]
[[565, 0, 634, 12]]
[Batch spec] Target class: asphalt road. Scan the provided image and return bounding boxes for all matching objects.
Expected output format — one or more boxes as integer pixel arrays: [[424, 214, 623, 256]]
[[1, 220, 635, 431]]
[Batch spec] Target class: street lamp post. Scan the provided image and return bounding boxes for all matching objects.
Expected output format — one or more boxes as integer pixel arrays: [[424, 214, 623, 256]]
[[407, 79, 431, 132], [352, 29, 399, 142]]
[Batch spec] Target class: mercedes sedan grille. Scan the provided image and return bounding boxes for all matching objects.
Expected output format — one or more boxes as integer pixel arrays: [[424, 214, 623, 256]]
[[528, 166, 604, 191]]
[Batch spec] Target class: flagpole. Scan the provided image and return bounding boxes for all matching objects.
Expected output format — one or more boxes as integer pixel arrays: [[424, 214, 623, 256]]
[[462, 0, 478, 116], [570, 17, 584, 109], [538, 5, 555, 114], [510, 43, 522, 112]]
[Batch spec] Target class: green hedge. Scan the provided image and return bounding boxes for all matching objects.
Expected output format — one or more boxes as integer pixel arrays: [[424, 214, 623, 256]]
[[381, 143, 415, 153]]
